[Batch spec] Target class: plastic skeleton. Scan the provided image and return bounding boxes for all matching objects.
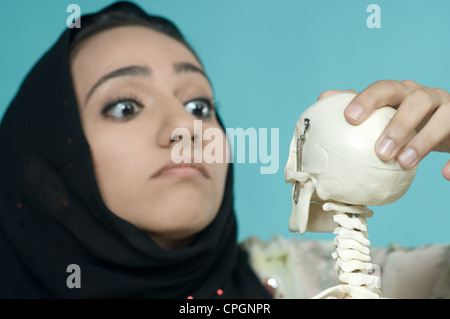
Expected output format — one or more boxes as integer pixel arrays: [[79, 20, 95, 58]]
[[285, 93, 417, 299]]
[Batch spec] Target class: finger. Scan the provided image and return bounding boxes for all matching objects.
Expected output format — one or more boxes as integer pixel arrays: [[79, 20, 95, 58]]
[[443, 160, 450, 181], [375, 87, 443, 161], [345, 80, 420, 124], [397, 101, 450, 168], [317, 89, 358, 101]]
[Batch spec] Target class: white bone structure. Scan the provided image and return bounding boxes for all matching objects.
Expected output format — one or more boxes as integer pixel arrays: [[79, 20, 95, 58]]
[[284, 93, 417, 298]]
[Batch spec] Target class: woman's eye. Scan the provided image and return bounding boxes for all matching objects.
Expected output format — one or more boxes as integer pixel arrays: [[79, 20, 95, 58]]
[[102, 100, 143, 120], [184, 98, 213, 119]]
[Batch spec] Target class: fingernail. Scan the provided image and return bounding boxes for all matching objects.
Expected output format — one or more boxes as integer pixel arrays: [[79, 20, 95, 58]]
[[398, 148, 418, 167], [347, 104, 364, 121], [378, 138, 396, 158]]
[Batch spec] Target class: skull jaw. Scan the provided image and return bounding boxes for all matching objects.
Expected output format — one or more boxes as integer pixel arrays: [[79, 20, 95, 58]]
[[288, 179, 338, 234]]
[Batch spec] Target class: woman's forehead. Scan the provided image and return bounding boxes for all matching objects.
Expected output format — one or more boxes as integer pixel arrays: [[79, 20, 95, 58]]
[[70, 25, 208, 103], [71, 25, 201, 71]]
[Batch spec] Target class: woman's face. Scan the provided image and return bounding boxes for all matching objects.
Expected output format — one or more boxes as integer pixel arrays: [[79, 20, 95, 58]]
[[70, 26, 228, 250]]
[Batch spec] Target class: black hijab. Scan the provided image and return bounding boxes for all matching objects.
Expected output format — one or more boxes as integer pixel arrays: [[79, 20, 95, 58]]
[[0, 1, 271, 299]]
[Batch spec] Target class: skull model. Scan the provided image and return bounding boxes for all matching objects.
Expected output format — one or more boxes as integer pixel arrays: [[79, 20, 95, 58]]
[[285, 93, 417, 298]]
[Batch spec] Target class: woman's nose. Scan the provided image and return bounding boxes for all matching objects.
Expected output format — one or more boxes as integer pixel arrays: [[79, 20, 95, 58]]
[[156, 98, 200, 149]]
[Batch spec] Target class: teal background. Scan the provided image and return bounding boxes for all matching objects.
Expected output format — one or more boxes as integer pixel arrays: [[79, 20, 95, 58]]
[[1, 0, 449, 248]]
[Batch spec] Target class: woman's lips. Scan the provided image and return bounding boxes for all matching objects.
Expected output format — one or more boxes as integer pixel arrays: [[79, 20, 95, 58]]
[[151, 162, 210, 179]]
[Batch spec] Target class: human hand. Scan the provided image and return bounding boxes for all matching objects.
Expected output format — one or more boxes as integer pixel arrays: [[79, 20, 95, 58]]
[[318, 80, 450, 181]]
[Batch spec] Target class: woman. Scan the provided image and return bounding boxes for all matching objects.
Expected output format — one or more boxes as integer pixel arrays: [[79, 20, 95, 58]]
[[0, 1, 448, 298]]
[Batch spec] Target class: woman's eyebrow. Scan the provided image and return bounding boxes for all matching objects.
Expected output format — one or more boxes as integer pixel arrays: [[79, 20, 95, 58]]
[[84, 65, 151, 105], [173, 62, 208, 81], [83, 63, 209, 106]]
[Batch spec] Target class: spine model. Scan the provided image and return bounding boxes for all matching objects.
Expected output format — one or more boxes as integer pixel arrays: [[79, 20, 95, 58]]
[[312, 202, 381, 299]]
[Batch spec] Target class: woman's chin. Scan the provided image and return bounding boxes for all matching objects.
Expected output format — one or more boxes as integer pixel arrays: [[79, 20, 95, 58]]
[[136, 198, 219, 238]]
